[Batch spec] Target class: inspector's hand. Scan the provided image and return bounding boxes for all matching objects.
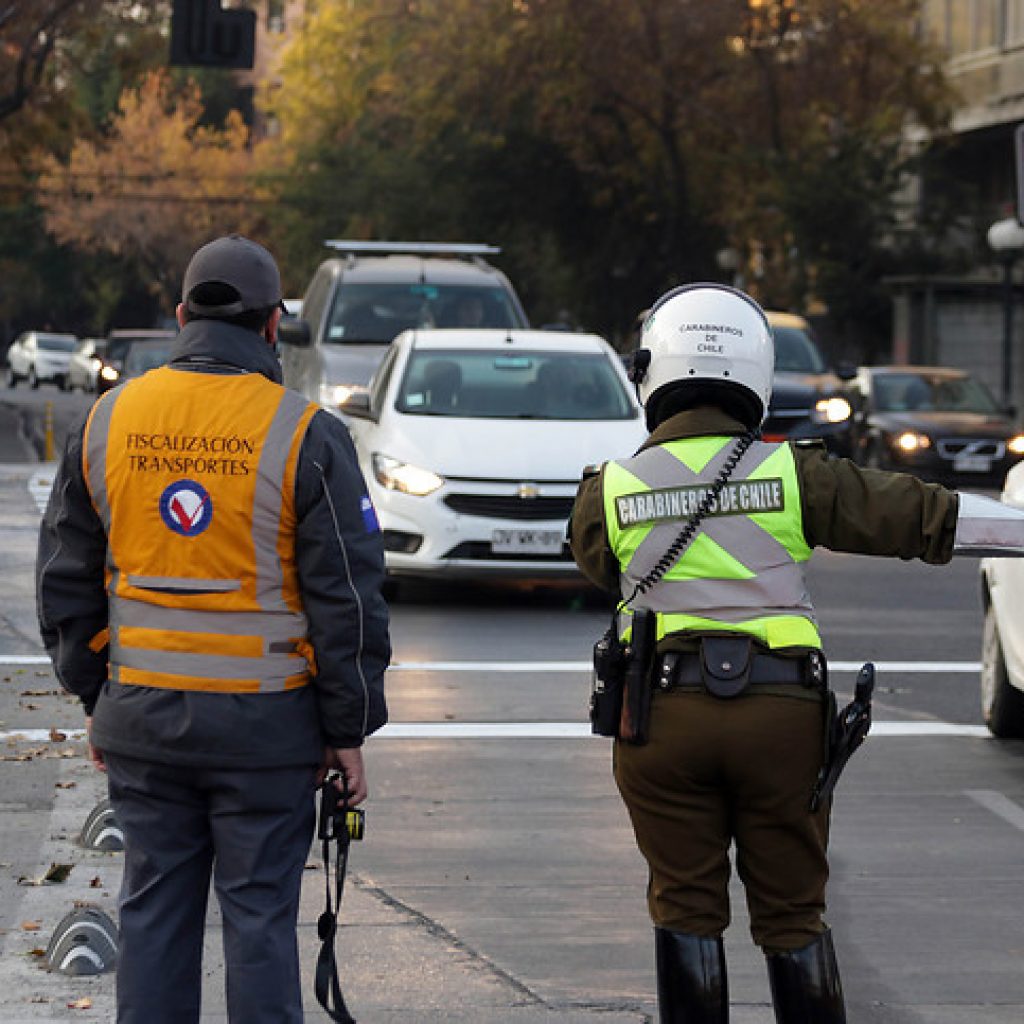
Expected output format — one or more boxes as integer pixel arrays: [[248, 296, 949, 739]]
[[84, 716, 106, 773], [327, 746, 367, 806]]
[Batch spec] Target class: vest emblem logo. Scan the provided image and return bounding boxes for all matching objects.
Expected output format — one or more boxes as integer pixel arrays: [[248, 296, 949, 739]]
[[159, 479, 213, 537]]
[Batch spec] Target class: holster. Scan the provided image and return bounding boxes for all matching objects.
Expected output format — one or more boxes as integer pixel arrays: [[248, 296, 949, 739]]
[[619, 609, 657, 745]]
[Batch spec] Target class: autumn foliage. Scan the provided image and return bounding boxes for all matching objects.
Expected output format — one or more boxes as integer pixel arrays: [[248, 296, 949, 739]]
[[36, 71, 273, 306]]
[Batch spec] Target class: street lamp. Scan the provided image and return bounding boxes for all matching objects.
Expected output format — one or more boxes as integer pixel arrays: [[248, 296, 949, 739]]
[[986, 216, 1024, 408]]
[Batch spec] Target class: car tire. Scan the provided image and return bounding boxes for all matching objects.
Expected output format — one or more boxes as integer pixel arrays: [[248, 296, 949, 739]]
[[6, 367, 16, 388], [980, 604, 1024, 738], [28, 367, 39, 389]]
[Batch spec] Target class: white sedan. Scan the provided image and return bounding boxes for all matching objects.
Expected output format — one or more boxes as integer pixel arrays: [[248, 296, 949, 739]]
[[980, 460, 1024, 736], [339, 328, 647, 580]]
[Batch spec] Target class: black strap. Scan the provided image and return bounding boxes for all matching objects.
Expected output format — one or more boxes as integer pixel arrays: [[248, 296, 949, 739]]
[[617, 430, 757, 625], [315, 775, 357, 1024]]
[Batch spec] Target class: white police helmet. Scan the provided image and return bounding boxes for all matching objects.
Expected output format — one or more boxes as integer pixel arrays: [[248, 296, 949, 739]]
[[634, 283, 774, 428]]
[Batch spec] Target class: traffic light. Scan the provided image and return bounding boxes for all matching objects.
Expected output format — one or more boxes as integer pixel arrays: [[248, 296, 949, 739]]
[[169, 0, 256, 70]]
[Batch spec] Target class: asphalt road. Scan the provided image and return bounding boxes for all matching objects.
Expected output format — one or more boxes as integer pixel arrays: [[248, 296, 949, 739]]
[[0, 390, 1021, 1021]]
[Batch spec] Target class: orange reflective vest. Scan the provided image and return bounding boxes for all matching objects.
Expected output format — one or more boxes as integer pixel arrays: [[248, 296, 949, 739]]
[[83, 365, 319, 693]]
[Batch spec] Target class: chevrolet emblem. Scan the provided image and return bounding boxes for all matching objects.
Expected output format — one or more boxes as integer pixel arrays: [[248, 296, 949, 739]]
[[517, 483, 540, 499]]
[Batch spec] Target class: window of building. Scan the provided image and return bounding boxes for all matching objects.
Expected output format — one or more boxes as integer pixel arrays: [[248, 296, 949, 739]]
[[267, 0, 285, 33], [1007, 0, 1024, 47], [927, 0, 1002, 58]]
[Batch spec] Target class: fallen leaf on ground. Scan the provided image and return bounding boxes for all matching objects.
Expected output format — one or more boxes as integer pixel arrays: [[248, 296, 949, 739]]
[[55, 781, 76, 789], [20, 921, 40, 931], [67, 997, 92, 1009], [49, 728, 67, 742]]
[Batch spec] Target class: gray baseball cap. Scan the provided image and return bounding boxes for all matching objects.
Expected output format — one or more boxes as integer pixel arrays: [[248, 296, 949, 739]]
[[182, 235, 285, 316]]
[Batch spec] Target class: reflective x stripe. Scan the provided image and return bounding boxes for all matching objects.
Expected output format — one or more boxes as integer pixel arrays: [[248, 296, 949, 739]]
[[609, 439, 816, 640]]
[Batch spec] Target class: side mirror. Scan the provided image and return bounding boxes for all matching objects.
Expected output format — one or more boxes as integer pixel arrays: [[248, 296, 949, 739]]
[[339, 390, 372, 418], [835, 362, 857, 382], [277, 318, 311, 348]]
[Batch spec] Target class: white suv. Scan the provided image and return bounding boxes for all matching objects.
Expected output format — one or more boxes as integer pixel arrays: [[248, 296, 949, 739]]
[[278, 242, 529, 417], [7, 331, 78, 389]]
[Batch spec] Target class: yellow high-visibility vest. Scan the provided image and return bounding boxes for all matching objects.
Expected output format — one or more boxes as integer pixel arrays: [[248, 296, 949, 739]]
[[83, 365, 319, 693], [603, 435, 821, 650]]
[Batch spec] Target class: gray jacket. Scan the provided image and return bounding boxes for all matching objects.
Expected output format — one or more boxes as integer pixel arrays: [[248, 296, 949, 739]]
[[36, 319, 390, 767]]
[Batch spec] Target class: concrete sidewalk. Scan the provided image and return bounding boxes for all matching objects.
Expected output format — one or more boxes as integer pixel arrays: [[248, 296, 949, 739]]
[[0, 751, 659, 1023]]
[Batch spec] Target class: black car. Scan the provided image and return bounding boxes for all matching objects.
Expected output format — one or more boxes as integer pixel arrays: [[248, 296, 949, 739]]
[[97, 329, 176, 393], [762, 312, 856, 457], [845, 365, 1024, 486]]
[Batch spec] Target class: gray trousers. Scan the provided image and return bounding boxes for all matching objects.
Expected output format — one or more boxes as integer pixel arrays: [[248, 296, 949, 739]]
[[105, 754, 317, 1024]]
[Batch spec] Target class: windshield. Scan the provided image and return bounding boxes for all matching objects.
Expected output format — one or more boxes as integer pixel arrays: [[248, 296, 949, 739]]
[[38, 336, 77, 352], [123, 343, 172, 377], [772, 326, 826, 373], [873, 372, 1001, 414], [325, 283, 524, 343], [395, 350, 636, 420]]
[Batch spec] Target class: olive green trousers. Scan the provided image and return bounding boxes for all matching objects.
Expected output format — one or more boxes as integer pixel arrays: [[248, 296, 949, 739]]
[[614, 690, 831, 951]]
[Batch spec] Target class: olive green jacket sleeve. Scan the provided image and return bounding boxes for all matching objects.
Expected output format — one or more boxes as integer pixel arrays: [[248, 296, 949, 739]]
[[795, 443, 958, 563], [569, 467, 618, 591], [568, 441, 960, 593]]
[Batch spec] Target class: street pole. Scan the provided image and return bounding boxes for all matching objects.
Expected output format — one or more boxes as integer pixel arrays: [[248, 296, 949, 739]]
[[1002, 256, 1015, 409], [987, 217, 1024, 411]]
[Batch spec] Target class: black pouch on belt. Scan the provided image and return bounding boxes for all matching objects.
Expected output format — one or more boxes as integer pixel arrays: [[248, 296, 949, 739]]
[[700, 636, 753, 698]]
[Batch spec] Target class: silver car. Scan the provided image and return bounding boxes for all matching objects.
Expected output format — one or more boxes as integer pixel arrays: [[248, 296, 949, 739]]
[[67, 338, 108, 392], [278, 241, 529, 417]]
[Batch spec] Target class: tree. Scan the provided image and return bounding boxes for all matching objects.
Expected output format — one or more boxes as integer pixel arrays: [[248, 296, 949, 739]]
[[36, 70, 274, 309], [263, 0, 952, 345]]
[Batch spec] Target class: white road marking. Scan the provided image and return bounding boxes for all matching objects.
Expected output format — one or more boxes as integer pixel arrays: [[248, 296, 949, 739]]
[[0, 721, 992, 742], [0, 654, 985, 673], [965, 789, 1024, 831]]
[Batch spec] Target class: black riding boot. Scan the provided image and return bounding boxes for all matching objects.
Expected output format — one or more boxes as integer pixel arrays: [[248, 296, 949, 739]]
[[765, 928, 846, 1023], [654, 927, 728, 1023]]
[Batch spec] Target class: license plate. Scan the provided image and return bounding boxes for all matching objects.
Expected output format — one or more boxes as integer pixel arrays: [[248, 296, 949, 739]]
[[491, 528, 564, 555], [953, 455, 991, 473]]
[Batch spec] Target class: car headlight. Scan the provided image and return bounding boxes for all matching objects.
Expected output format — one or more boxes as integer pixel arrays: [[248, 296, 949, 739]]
[[1009, 434, 1024, 456], [90, 357, 104, 370], [895, 431, 931, 452], [100, 366, 119, 381], [372, 453, 444, 496], [811, 396, 852, 424], [320, 383, 367, 410]]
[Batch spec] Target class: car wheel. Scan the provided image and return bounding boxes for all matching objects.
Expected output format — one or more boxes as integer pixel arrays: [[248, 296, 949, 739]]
[[6, 367, 16, 388], [980, 604, 1024, 738], [28, 367, 39, 389]]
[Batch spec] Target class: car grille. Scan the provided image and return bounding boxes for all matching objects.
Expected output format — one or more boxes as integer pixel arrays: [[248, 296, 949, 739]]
[[936, 439, 1005, 459], [443, 541, 574, 562], [443, 494, 575, 521]]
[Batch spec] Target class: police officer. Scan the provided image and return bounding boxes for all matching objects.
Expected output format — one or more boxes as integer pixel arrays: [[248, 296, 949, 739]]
[[36, 235, 390, 1024], [569, 283, 963, 1023]]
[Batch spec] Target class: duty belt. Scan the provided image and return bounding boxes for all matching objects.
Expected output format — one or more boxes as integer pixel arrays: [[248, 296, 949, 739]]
[[655, 644, 826, 698]]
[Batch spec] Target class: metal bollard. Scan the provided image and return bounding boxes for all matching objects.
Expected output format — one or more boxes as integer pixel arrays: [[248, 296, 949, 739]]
[[45, 906, 118, 975]]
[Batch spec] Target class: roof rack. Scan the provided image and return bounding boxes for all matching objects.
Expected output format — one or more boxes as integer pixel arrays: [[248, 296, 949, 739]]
[[324, 240, 501, 256]]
